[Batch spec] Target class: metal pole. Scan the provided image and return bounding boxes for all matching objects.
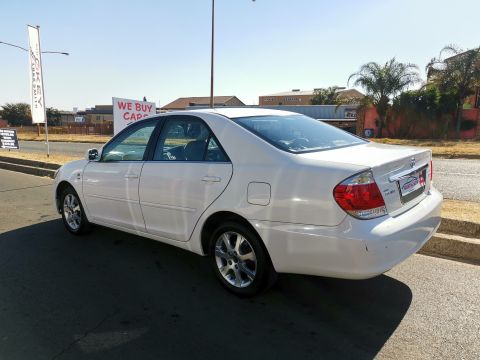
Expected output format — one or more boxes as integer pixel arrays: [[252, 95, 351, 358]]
[[209, 0, 215, 108], [36, 25, 50, 158]]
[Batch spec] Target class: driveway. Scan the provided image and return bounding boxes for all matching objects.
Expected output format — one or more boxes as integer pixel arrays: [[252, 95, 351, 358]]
[[0, 169, 478, 359]]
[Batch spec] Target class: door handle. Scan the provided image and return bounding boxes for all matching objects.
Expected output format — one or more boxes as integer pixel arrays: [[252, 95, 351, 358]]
[[202, 176, 221, 183], [124, 173, 139, 179]]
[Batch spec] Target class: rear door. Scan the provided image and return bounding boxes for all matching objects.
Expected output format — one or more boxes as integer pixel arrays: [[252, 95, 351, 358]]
[[139, 115, 233, 241]]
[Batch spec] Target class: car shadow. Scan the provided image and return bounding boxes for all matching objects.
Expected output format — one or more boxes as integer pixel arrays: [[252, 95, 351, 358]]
[[0, 220, 412, 360]]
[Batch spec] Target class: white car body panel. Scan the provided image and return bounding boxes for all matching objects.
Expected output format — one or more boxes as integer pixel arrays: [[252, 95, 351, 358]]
[[54, 108, 442, 280], [139, 162, 233, 241], [82, 161, 146, 231]]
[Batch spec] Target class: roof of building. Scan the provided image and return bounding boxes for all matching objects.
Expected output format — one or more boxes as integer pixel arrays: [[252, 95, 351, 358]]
[[260, 88, 364, 98], [144, 107, 297, 120], [161, 96, 244, 110]]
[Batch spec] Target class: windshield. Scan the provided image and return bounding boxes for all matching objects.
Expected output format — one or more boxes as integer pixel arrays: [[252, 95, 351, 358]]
[[233, 114, 366, 153]]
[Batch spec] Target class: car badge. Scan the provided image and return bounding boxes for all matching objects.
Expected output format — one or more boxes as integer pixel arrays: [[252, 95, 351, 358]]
[[410, 157, 416, 168]]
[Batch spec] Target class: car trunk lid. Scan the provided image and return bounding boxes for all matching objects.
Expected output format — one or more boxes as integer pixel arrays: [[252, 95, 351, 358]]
[[298, 142, 432, 215]]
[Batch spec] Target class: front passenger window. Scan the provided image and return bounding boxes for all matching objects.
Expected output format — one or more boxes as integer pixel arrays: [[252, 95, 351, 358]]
[[102, 121, 156, 161]]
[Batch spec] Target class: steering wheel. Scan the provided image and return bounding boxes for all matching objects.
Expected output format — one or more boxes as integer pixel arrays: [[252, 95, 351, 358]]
[[162, 151, 175, 160], [290, 138, 310, 149]]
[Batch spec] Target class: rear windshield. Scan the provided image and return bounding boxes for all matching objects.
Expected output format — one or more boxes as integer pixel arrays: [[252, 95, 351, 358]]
[[233, 114, 366, 153]]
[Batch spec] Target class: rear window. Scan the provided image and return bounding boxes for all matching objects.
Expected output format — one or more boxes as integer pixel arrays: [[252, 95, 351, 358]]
[[233, 114, 366, 153]]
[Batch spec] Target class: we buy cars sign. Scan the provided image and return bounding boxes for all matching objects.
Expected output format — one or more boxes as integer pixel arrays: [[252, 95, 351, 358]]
[[112, 97, 156, 134]]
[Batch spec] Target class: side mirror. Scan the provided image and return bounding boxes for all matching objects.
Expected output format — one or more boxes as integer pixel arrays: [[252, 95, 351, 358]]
[[87, 148, 99, 161]]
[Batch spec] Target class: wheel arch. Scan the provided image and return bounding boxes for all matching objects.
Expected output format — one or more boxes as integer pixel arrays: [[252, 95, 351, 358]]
[[200, 211, 273, 265], [55, 181, 73, 212]]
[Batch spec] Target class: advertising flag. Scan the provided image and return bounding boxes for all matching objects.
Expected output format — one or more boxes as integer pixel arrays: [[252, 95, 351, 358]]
[[28, 25, 46, 124]]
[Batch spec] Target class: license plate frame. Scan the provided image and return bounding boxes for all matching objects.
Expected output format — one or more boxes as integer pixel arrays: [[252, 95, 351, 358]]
[[397, 169, 427, 203]]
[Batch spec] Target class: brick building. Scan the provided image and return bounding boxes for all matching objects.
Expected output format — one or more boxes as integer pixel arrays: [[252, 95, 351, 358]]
[[259, 88, 364, 106]]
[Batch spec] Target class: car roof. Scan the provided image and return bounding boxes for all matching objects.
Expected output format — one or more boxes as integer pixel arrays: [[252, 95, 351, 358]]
[[166, 107, 299, 119]]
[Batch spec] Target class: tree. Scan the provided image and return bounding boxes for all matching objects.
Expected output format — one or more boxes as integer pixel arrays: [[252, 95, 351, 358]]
[[348, 58, 421, 137], [392, 86, 457, 138], [1, 103, 32, 126], [426, 45, 480, 135], [47, 107, 62, 126], [310, 86, 342, 105], [310, 86, 364, 105]]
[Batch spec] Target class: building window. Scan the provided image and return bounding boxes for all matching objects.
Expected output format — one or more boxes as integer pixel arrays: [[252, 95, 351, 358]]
[[96, 115, 101, 121], [285, 97, 300, 102]]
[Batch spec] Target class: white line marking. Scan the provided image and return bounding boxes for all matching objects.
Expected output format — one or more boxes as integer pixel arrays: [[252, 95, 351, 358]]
[[436, 171, 480, 177]]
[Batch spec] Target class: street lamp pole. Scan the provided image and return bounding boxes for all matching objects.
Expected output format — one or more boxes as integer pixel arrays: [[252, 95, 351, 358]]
[[0, 41, 69, 56], [209, 1, 255, 109], [209, 0, 215, 108], [0, 36, 68, 157]]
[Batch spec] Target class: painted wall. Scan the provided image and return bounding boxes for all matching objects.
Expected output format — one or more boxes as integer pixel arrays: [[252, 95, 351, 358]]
[[359, 107, 479, 139]]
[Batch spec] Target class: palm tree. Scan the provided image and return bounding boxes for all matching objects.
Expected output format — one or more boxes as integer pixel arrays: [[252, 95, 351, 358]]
[[426, 45, 480, 135], [348, 58, 421, 137]]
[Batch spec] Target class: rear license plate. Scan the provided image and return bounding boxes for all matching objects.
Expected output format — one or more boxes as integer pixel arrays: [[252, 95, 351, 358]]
[[398, 169, 427, 202]]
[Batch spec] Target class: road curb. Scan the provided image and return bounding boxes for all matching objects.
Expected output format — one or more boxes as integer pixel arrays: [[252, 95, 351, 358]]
[[0, 157, 59, 178], [439, 217, 480, 238], [420, 233, 480, 264], [0, 156, 61, 170]]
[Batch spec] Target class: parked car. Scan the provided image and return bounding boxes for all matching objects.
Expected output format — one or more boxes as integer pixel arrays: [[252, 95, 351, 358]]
[[53, 108, 442, 296]]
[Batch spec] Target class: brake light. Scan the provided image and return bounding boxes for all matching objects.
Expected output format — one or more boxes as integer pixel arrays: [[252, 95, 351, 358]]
[[429, 160, 433, 181], [333, 171, 387, 220]]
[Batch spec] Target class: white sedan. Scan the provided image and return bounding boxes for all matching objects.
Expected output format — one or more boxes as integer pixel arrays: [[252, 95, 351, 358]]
[[53, 108, 442, 296]]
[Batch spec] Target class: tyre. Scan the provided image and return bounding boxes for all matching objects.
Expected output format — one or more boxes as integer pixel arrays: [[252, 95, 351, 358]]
[[209, 221, 276, 297], [60, 186, 91, 235]]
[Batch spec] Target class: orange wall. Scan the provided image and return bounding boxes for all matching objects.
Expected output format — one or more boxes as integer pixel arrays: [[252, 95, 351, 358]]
[[360, 107, 479, 139]]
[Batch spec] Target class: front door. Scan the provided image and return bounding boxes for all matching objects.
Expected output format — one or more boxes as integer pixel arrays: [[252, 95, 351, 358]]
[[139, 115, 233, 241], [83, 120, 158, 231]]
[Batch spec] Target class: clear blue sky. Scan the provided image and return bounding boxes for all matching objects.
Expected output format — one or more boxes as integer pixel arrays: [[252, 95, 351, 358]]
[[0, 0, 478, 110]]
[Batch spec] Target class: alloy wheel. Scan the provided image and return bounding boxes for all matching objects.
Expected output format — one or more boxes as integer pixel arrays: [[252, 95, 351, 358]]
[[214, 231, 257, 288], [63, 193, 82, 231]]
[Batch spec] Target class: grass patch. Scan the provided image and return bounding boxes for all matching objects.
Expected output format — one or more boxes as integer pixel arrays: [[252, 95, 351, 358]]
[[0, 150, 81, 165], [441, 199, 480, 224], [17, 133, 111, 144], [372, 139, 480, 158]]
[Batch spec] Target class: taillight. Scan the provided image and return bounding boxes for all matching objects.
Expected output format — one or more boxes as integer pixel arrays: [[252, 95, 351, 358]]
[[429, 160, 433, 181], [333, 171, 387, 220]]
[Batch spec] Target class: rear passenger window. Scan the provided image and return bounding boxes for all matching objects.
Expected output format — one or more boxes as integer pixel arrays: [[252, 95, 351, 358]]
[[206, 137, 228, 162], [153, 117, 229, 162]]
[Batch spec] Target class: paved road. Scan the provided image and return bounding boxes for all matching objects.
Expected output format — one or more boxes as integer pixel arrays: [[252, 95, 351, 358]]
[[18, 140, 100, 156], [16, 140, 480, 202], [0, 169, 478, 359], [434, 158, 480, 202]]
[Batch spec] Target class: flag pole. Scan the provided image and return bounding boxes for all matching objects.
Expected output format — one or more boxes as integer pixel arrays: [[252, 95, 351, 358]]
[[36, 25, 49, 158]]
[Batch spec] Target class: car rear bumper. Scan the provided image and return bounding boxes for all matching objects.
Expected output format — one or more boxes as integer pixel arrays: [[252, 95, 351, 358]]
[[250, 187, 442, 279]]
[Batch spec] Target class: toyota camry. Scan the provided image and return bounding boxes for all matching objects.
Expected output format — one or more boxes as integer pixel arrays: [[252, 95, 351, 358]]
[[53, 108, 442, 296]]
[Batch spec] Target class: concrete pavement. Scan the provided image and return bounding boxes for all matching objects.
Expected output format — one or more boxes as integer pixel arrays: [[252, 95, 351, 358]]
[[433, 158, 480, 202], [0, 168, 478, 359]]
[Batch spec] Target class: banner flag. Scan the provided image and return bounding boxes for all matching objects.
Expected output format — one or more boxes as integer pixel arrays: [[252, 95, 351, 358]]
[[28, 25, 46, 124]]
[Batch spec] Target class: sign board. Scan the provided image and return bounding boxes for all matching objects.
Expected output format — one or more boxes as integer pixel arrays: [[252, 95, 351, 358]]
[[27, 25, 46, 124], [344, 108, 357, 119], [363, 128, 374, 138], [0, 128, 19, 149], [112, 97, 156, 134]]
